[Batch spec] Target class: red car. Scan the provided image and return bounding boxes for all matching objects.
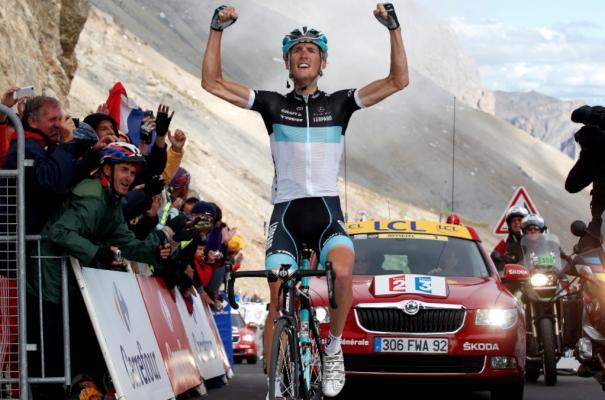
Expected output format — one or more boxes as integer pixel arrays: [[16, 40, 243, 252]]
[[310, 219, 526, 399], [231, 309, 259, 364]]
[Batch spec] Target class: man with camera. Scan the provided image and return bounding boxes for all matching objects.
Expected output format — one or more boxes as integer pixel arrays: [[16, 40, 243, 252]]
[[566, 105, 605, 250]]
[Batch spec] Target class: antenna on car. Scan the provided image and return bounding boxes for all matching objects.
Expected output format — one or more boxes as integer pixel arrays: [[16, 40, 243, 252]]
[[450, 95, 457, 213]]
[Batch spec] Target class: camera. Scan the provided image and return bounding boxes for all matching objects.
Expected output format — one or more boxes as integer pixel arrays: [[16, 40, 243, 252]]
[[140, 121, 154, 144], [571, 105, 605, 129], [571, 105, 605, 149]]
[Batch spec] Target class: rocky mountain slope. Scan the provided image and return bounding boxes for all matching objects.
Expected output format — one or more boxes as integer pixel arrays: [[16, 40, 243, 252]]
[[0, 0, 89, 100], [495, 91, 585, 159], [67, 2, 591, 255]]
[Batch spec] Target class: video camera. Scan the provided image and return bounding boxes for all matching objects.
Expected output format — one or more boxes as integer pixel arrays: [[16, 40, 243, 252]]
[[571, 105, 605, 149]]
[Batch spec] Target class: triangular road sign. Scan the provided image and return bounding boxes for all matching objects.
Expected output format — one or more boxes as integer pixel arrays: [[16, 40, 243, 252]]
[[494, 186, 539, 235]]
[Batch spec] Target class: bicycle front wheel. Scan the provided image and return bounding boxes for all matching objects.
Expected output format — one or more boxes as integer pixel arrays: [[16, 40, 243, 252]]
[[269, 318, 300, 400]]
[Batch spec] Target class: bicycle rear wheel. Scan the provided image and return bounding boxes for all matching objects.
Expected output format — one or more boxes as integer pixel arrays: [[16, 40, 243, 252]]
[[269, 318, 300, 399]]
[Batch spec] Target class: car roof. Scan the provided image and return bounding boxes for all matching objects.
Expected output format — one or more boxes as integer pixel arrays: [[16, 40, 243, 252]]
[[345, 219, 480, 241]]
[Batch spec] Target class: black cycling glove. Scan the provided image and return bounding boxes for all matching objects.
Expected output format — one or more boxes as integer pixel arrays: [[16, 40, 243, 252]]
[[211, 5, 237, 31], [375, 3, 400, 30], [155, 110, 173, 138]]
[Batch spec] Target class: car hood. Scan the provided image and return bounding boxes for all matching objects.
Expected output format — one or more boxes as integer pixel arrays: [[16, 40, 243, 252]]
[[310, 275, 513, 309]]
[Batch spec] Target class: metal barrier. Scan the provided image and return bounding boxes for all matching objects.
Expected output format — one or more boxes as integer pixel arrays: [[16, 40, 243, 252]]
[[0, 105, 71, 399]]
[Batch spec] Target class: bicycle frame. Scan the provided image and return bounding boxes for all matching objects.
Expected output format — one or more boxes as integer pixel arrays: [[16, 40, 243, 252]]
[[226, 251, 337, 400]]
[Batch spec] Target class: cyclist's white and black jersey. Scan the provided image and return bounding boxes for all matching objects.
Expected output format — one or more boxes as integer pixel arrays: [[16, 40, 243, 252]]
[[247, 89, 364, 204], [247, 88, 364, 269]]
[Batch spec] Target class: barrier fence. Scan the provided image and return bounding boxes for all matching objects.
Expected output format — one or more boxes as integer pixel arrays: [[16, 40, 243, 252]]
[[0, 105, 233, 399]]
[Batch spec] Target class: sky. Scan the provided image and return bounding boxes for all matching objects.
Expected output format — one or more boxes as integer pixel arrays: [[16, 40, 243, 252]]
[[432, 0, 605, 104]]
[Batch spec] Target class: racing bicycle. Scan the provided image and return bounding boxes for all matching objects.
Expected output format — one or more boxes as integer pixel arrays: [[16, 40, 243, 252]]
[[226, 246, 337, 400]]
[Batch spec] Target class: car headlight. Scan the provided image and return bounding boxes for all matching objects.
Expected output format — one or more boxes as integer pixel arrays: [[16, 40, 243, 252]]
[[475, 309, 517, 329], [530, 273, 549, 287], [241, 334, 255, 343], [315, 306, 330, 324]]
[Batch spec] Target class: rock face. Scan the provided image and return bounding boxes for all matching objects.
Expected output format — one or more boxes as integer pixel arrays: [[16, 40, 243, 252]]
[[495, 91, 585, 159], [0, 0, 89, 101]]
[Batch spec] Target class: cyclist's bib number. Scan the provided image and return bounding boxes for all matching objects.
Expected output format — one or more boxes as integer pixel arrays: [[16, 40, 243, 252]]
[[374, 337, 448, 353]]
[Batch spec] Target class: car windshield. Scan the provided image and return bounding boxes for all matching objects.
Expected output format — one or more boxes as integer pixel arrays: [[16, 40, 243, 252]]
[[351, 234, 490, 277], [231, 312, 246, 328]]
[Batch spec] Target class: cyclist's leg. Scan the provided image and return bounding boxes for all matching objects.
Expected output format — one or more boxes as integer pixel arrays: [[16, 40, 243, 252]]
[[263, 201, 299, 374], [318, 197, 355, 338], [318, 197, 354, 397]]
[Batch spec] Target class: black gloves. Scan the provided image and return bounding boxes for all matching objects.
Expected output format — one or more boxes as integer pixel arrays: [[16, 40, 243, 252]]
[[155, 107, 173, 137], [375, 3, 400, 30], [210, 5, 237, 31]]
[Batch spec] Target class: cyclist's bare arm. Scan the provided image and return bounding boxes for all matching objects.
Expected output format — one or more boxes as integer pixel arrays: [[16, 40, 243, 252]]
[[357, 3, 409, 108], [201, 6, 251, 109]]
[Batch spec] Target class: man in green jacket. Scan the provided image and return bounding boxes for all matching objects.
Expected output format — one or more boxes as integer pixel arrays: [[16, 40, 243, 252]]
[[27, 142, 174, 397]]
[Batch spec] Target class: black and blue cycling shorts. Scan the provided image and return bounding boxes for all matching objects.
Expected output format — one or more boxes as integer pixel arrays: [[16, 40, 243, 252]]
[[265, 196, 354, 270]]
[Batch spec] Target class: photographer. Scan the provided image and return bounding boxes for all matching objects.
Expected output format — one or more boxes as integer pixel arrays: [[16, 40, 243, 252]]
[[565, 105, 605, 250]]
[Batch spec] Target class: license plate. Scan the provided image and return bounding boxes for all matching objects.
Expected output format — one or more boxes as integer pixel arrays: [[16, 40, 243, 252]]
[[374, 337, 448, 353]]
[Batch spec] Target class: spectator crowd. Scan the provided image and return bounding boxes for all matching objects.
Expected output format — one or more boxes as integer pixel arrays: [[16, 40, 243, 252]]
[[0, 84, 250, 399]]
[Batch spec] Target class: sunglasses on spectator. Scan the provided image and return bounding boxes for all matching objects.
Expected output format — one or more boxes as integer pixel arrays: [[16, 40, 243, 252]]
[[526, 226, 541, 233]]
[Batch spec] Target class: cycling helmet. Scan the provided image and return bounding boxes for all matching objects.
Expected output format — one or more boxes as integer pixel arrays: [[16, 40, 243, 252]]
[[282, 27, 328, 59], [99, 142, 146, 166], [521, 214, 546, 233], [505, 205, 529, 226]]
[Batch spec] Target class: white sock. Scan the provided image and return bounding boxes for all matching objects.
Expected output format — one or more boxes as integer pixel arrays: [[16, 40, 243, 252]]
[[325, 332, 342, 356]]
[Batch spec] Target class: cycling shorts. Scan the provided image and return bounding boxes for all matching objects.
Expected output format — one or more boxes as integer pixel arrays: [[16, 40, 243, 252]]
[[265, 196, 354, 270]]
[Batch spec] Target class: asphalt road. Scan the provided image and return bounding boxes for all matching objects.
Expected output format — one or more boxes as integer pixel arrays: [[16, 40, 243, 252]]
[[206, 361, 605, 400]]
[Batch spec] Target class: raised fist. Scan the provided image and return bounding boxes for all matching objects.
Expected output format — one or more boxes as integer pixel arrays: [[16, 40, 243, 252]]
[[211, 5, 238, 31], [374, 3, 400, 30]]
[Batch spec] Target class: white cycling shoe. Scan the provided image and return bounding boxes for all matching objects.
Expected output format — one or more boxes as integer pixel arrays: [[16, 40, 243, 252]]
[[322, 350, 346, 397]]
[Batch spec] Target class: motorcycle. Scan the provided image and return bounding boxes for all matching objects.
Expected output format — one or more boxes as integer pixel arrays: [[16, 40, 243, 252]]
[[519, 233, 566, 386], [568, 220, 605, 391]]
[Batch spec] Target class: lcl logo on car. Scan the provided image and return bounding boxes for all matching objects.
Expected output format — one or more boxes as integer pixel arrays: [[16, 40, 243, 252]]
[[402, 300, 421, 315]]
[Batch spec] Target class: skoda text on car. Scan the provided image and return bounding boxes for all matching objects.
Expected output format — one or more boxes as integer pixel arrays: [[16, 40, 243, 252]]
[[231, 309, 259, 364], [310, 219, 526, 398]]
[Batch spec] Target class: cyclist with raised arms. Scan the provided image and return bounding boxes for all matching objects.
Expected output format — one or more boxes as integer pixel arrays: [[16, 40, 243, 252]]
[[202, 3, 409, 397]]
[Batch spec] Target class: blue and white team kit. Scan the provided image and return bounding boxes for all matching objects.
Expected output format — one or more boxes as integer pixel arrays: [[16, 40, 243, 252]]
[[246, 88, 365, 268]]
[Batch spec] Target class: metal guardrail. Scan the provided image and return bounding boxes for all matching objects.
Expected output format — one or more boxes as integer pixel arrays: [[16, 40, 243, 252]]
[[0, 105, 72, 399]]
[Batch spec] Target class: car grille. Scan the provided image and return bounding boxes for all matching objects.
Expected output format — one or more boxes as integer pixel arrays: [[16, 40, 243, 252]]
[[345, 354, 485, 374], [355, 307, 465, 333]]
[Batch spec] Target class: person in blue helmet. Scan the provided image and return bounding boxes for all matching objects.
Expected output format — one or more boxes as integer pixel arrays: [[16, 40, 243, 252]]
[[202, 3, 409, 397]]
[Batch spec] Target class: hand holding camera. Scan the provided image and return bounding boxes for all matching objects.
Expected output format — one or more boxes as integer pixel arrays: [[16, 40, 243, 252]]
[[140, 112, 155, 144]]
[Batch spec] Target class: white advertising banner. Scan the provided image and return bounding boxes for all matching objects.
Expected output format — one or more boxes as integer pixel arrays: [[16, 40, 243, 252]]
[[175, 293, 228, 380], [71, 259, 174, 400]]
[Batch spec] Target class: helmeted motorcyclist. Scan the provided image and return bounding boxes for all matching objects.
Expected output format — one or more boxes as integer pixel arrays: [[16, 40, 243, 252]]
[[491, 205, 529, 271]]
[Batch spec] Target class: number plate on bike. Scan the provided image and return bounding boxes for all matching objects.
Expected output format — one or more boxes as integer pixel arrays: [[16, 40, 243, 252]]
[[373, 337, 448, 353]]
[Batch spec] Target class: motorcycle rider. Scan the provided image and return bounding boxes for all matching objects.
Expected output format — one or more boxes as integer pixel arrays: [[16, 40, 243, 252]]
[[491, 205, 528, 271]]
